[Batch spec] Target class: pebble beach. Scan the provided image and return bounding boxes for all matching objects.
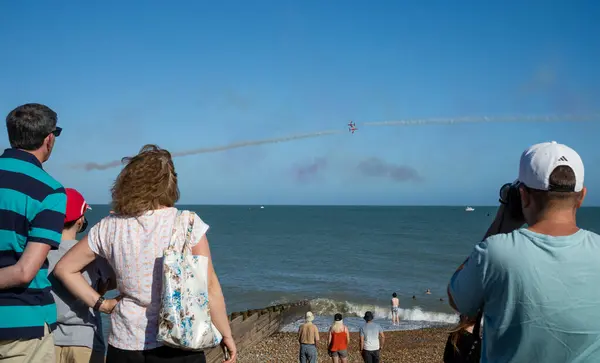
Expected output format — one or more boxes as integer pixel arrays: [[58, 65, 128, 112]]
[[238, 327, 450, 363]]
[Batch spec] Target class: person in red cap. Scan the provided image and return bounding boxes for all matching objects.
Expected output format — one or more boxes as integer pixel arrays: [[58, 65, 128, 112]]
[[48, 188, 115, 363]]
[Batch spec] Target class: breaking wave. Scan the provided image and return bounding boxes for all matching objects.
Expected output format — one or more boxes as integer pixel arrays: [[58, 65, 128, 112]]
[[278, 298, 459, 332]]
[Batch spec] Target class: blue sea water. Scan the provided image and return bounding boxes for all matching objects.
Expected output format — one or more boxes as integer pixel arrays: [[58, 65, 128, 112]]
[[82, 205, 600, 335]]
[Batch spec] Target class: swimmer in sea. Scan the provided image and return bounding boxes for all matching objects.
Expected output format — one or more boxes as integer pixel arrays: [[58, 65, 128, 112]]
[[391, 292, 400, 325], [425, 289, 431, 295]]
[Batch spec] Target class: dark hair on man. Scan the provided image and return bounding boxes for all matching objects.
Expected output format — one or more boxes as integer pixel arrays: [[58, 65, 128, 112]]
[[527, 165, 582, 210], [64, 219, 78, 230], [392, 292, 397, 297], [6, 103, 57, 150]]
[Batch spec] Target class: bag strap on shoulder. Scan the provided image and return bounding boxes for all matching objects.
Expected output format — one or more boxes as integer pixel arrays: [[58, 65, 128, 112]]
[[166, 210, 197, 253], [167, 210, 183, 250], [182, 211, 196, 253]]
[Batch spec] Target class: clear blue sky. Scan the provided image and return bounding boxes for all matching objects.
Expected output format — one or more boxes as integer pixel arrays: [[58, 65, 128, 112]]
[[1, 0, 599, 205]]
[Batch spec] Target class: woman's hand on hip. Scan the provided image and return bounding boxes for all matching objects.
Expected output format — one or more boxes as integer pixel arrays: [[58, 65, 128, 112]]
[[99, 296, 122, 314]]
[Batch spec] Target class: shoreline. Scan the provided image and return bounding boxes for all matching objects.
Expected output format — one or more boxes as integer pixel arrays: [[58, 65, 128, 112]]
[[238, 327, 451, 363]]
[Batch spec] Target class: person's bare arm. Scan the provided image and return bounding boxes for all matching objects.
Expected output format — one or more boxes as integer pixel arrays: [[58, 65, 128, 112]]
[[379, 331, 385, 350], [192, 234, 236, 363], [314, 326, 319, 344], [53, 236, 120, 313], [328, 328, 332, 347], [0, 243, 52, 288], [346, 326, 350, 345], [359, 335, 364, 352]]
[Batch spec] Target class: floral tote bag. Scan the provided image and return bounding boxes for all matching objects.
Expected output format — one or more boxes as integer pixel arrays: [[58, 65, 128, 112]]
[[157, 210, 223, 350]]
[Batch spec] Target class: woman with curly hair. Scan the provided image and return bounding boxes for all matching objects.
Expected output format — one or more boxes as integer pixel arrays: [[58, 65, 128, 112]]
[[54, 145, 237, 363]]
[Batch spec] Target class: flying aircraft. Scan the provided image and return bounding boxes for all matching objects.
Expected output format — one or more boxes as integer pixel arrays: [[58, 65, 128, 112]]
[[348, 121, 357, 134]]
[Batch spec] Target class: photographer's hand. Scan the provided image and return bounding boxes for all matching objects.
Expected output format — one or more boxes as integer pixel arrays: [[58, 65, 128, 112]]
[[484, 204, 525, 239]]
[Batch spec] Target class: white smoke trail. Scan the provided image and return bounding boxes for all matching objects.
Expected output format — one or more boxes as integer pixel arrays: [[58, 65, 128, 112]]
[[171, 130, 342, 157], [361, 114, 600, 127], [73, 130, 343, 171], [73, 113, 599, 171]]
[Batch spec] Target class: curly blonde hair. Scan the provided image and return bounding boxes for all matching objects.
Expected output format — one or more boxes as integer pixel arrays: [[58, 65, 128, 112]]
[[111, 144, 179, 217]]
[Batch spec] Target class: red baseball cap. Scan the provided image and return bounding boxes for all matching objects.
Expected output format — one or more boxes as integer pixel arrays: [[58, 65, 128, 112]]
[[65, 188, 92, 223]]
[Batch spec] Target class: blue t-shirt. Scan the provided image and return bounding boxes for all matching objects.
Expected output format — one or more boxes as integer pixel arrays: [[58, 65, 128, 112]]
[[360, 322, 383, 351], [449, 228, 600, 363]]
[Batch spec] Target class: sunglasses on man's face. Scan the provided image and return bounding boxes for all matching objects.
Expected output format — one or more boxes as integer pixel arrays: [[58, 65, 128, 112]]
[[51, 126, 62, 137]]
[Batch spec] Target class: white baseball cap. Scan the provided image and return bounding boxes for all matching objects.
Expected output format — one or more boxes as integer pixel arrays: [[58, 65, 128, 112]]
[[518, 141, 584, 192]]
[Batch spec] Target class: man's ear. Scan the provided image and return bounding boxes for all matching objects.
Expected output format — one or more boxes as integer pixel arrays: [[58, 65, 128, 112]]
[[519, 185, 531, 208], [42, 133, 54, 155], [576, 187, 587, 208], [43, 133, 52, 147]]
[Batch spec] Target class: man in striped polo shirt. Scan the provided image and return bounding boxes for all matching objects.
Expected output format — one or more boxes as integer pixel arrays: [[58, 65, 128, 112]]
[[0, 103, 66, 362]]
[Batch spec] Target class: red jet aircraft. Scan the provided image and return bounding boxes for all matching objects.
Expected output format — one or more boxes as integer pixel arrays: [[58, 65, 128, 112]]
[[348, 121, 357, 134]]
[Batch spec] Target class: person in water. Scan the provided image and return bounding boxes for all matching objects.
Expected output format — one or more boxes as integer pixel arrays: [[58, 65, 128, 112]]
[[443, 314, 480, 363], [327, 313, 349, 363], [390, 293, 400, 325]]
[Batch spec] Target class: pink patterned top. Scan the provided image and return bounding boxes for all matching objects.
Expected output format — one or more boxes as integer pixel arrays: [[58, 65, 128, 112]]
[[87, 208, 209, 351]]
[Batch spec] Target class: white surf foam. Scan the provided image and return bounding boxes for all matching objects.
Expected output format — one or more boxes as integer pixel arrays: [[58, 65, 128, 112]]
[[278, 298, 458, 332]]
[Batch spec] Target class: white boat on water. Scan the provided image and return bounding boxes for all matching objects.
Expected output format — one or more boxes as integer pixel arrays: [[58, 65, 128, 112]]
[[465, 206, 475, 212]]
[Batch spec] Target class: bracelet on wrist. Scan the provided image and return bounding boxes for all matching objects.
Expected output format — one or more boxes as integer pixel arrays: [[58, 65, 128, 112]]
[[93, 296, 105, 311]]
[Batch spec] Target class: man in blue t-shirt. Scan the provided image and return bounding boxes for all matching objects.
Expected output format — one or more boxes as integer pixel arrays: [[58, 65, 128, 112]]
[[448, 141, 600, 362], [359, 311, 384, 363]]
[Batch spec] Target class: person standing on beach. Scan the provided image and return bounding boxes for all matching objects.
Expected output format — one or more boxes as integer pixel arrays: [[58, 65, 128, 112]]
[[327, 313, 349, 363], [0, 104, 66, 362], [359, 311, 384, 363], [298, 311, 319, 363], [53, 145, 237, 363], [448, 141, 600, 362], [390, 293, 400, 325], [47, 188, 116, 363]]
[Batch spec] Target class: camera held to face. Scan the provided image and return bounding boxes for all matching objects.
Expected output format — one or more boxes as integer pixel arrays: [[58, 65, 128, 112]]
[[500, 182, 524, 221]]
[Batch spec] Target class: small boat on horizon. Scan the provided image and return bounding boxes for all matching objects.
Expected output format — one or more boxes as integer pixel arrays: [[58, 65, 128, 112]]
[[465, 206, 475, 212]]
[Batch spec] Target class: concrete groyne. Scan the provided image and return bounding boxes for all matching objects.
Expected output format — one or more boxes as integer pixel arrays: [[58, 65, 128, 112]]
[[204, 300, 311, 362]]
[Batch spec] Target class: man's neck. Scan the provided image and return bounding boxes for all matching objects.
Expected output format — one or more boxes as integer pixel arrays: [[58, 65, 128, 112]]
[[61, 229, 77, 241], [528, 209, 579, 237]]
